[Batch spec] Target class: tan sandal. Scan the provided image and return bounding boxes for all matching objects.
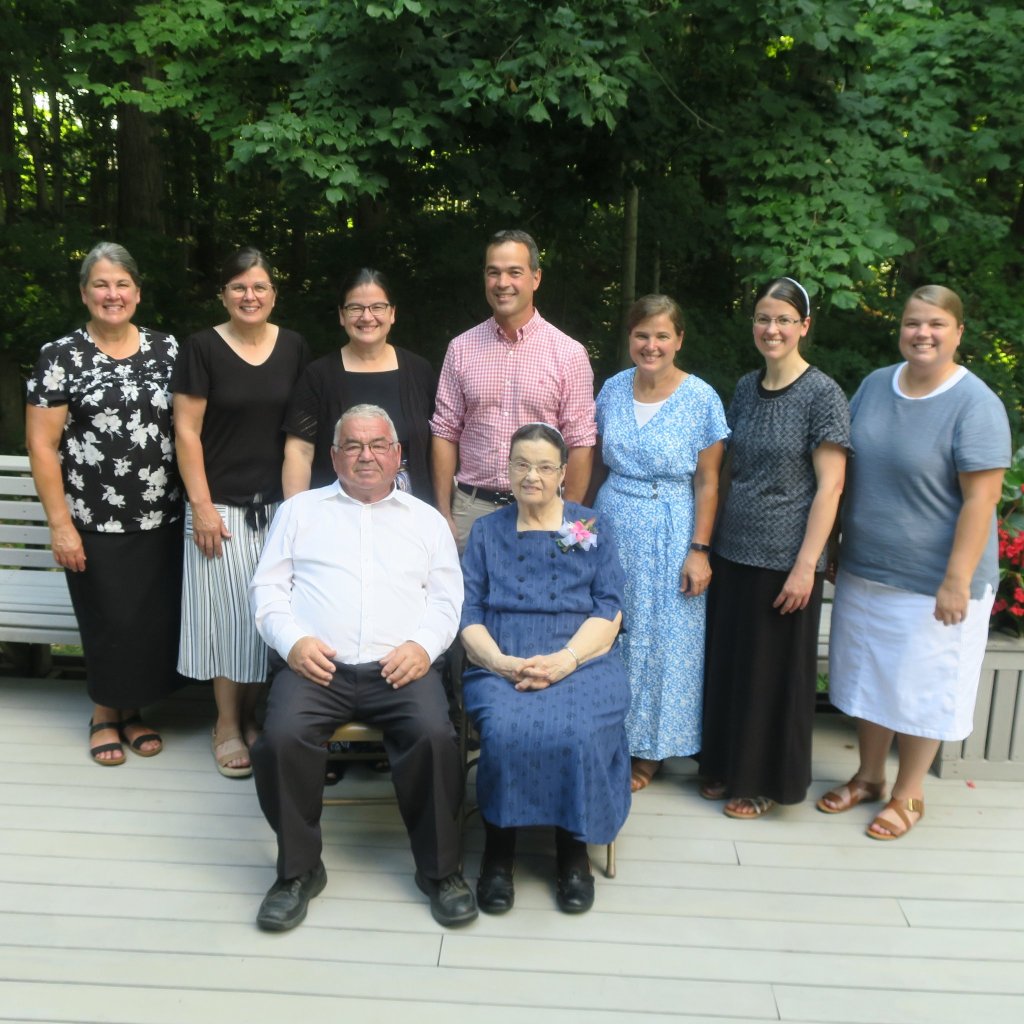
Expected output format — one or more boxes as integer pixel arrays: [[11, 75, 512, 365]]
[[212, 730, 252, 778], [723, 796, 775, 819], [816, 776, 885, 814], [630, 758, 661, 792], [867, 797, 923, 840]]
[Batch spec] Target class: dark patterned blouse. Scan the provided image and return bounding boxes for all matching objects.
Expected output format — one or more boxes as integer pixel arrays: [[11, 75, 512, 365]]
[[25, 326, 182, 533]]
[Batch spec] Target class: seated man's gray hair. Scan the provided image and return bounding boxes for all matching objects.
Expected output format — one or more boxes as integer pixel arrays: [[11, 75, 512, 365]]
[[333, 404, 399, 444]]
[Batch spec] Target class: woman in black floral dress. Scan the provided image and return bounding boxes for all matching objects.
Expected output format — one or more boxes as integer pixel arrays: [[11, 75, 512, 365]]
[[26, 242, 183, 766]]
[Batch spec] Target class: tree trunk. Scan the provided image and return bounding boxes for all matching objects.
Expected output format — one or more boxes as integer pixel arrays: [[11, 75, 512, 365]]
[[116, 63, 164, 234], [0, 75, 18, 224], [618, 182, 638, 367], [0, 350, 26, 452], [19, 80, 50, 215], [48, 88, 63, 220]]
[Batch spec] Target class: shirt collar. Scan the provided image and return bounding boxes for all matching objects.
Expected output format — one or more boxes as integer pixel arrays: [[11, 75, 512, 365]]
[[491, 309, 542, 345], [322, 479, 407, 508]]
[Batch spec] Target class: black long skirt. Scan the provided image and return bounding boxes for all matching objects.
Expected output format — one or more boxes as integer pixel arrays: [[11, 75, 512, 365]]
[[700, 554, 823, 805], [65, 523, 184, 708]]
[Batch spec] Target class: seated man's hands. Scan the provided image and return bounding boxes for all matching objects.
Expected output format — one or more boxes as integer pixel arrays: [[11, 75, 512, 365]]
[[514, 649, 576, 691], [288, 636, 338, 685], [380, 641, 431, 689]]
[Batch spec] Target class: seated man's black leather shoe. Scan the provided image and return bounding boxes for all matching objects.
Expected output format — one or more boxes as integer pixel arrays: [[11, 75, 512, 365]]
[[476, 861, 515, 914], [256, 860, 327, 931], [415, 870, 479, 927], [556, 866, 595, 914]]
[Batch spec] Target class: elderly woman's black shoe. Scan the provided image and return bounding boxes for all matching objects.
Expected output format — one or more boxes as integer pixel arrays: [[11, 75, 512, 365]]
[[477, 860, 515, 914], [556, 866, 595, 913]]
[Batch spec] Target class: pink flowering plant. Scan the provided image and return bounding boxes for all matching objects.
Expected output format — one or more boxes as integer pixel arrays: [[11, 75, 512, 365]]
[[557, 517, 598, 553], [992, 446, 1024, 635]]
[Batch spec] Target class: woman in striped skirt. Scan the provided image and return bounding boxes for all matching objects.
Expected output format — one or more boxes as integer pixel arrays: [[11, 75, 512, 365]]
[[172, 248, 309, 776]]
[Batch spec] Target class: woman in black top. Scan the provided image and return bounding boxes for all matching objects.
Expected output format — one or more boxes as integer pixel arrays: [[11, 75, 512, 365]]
[[281, 268, 436, 502], [172, 248, 309, 777]]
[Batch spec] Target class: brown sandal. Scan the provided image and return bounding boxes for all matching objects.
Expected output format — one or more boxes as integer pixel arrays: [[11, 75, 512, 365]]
[[630, 758, 661, 792], [816, 777, 885, 814], [700, 779, 727, 801], [867, 797, 924, 840]]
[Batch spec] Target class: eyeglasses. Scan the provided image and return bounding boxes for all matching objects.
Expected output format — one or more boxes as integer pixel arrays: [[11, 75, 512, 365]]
[[752, 314, 804, 327], [509, 459, 563, 478], [226, 283, 273, 296], [332, 440, 396, 457], [342, 303, 391, 317]]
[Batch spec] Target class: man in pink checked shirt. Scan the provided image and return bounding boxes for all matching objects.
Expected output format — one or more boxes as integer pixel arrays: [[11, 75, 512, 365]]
[[430, 229, 597, 552]]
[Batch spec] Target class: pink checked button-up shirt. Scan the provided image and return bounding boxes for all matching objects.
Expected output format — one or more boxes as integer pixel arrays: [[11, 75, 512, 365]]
[[430, 311, 597, 491]]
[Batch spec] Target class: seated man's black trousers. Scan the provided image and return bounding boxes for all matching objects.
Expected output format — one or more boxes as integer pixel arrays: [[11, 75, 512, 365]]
[[252, 657, 463, 881]]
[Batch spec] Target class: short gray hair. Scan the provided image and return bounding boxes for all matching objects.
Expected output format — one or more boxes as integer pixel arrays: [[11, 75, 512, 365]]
[[79, 242, 141, 288], [333, 404, 398, 445]]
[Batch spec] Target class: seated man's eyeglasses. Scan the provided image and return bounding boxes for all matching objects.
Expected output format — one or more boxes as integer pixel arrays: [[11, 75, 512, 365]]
[[333, 440, 396, 457]]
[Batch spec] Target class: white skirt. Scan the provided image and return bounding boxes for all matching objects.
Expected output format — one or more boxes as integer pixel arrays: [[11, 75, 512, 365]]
[[177, 501, 279, 683], [828, 569, 993, 741]]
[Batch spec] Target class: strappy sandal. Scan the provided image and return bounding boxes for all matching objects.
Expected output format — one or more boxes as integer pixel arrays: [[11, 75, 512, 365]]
[[723, 796, 775, 819], [867, 797, 924, 841], [630, 758, 661, 792], [700, 779, 727, 801], [89, 719, 125, 766], [212, 730, 253, 778], [119, 714, 163, 757], [816, 776, 885, 814]]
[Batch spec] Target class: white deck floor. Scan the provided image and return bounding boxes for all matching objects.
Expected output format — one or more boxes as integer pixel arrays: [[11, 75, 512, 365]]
[[0, 675, 1021, 1024]]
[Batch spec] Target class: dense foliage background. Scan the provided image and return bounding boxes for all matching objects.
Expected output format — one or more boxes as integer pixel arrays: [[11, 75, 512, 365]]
[[2, 0, 1022, 449]]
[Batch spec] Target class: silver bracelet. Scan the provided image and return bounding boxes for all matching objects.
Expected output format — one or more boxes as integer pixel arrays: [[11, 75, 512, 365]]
[[563, 645, 580, 668]]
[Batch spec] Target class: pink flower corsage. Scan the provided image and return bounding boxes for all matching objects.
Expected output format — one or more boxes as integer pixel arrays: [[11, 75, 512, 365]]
[[556, 517, 598, 553]]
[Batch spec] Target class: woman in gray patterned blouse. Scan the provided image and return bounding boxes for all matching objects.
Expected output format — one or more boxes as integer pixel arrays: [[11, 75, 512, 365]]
[[699, 277, 851, 818], [26, 242, 183, 766]]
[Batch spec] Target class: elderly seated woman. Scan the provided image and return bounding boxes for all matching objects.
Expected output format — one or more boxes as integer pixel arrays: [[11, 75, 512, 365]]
[[460, 422, 631, 915]]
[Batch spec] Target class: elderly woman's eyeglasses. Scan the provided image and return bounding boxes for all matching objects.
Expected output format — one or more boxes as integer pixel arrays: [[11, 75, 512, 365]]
[[343, 303, 391, 317], [509, 459, 562, 478], [332, 440, 395, 457], [752, 314, 803, 327]]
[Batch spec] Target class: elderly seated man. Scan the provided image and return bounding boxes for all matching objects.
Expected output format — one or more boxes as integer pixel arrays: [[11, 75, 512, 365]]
[[248, 403, 475, 929]]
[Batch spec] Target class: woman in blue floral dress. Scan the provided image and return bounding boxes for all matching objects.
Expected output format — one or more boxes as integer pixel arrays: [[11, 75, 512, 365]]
[[26, 242, 183, 766], [593, 295, 729, 791]]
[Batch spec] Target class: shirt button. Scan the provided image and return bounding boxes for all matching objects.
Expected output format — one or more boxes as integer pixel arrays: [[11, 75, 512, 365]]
[[550, 592, 556, 600], [517, 555, 525, 561]]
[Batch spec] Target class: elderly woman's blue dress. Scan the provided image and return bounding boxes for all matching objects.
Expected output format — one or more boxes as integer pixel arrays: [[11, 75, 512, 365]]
[[460, 502, 631, 844]]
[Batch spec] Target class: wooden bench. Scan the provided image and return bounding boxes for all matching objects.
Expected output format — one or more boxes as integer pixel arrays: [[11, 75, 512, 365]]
[[0, 454, 80, 674]]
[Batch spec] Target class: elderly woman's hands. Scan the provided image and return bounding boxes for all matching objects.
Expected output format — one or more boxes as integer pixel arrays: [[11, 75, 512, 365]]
[[514, 649, 577, 690]]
